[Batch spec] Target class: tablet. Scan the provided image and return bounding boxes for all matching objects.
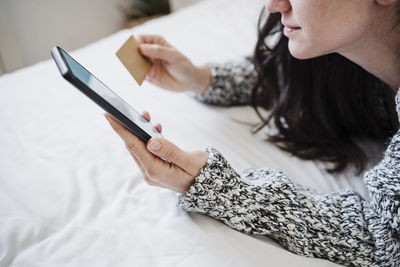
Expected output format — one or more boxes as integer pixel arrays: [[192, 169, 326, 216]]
[[51, 46, 162, 143]]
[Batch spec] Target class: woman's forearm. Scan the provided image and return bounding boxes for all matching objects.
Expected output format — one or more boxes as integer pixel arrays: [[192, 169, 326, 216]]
[[191, 59, 258, 106]]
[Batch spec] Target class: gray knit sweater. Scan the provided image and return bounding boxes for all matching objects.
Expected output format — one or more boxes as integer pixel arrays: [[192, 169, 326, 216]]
[[177, 60, 400, 266]]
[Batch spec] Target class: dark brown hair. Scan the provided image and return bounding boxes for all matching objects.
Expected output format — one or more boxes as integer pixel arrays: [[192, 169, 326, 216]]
[[250, 10, 397, 174], [397, 1, 400, 25]]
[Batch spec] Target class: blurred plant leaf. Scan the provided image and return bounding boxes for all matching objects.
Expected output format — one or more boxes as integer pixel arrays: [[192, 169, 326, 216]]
[[119, 0, 170, 18]]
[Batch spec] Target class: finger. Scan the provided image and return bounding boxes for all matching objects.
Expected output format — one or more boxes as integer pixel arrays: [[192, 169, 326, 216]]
[[146, 73, 165, 88], [146, 60, 168, 84], [105, 113, 168, 170], [127, 137, 194, 193], [147, 60, 161, 81], [140, 112, 162, 133], [139, 44, 176, 62], [146, 137, 208, 176], [154, 123, 162, 133], [127, 144, 146, 173], [141, 111, 150, 122], [105, 114, 152, 158], [153, 60, 163, 81], [105, 114, 193, 192], [126, 143, 159, 187], [137, 34, 169, 46], [105, 113, 142, 144], [138, 34, 164, 44]]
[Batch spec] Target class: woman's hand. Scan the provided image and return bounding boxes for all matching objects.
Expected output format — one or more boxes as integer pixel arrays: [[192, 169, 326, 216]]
[[138, 34, 211, 95], [104, 112, 208, 194]]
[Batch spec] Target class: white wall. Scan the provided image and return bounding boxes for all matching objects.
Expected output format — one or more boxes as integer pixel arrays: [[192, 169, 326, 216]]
[[0, 0, 204, 74], [0, 0, 125, 73], [169, 0, 204, 12]]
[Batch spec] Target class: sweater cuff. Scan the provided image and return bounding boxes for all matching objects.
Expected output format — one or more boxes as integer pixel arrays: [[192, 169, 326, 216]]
[[176, 146, 240, 212]]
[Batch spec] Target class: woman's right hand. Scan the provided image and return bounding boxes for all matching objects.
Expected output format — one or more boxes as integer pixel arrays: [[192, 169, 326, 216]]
[[138, 35, 211, 95]]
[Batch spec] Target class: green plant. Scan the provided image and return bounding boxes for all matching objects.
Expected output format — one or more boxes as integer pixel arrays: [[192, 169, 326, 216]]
[[121, 0, 170, 19]]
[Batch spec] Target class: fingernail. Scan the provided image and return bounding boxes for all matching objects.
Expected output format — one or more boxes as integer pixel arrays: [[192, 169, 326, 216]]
[[148, 140, 161, 151]]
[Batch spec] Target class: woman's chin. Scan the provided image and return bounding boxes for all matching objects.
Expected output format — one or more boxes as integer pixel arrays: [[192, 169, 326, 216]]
[[288, 42, 321, 60]]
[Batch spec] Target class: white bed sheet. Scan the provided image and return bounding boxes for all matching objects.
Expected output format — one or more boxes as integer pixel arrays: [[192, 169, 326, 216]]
[[0, 0, 373, 266]]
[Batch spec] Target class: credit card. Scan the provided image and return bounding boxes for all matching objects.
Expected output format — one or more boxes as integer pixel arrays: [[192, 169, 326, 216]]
[[116, 36, 152, 85]]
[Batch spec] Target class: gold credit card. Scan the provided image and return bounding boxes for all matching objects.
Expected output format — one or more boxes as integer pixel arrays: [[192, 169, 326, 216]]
[[116, 36, 152, 85]]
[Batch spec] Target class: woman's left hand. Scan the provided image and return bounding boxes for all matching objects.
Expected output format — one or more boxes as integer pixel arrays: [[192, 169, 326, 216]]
[[104, 113, 208, 194]]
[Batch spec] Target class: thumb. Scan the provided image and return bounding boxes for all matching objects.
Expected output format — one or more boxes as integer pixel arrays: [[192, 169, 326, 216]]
[[146, 137, 208, 176], [139, 44, 176, 62]]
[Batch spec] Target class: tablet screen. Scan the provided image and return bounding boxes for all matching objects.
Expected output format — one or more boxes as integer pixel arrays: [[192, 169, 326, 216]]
[[60, 49, 162, 138]]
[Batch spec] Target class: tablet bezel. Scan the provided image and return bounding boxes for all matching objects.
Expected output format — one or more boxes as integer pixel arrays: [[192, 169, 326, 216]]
[[51, 46, 161, 144]]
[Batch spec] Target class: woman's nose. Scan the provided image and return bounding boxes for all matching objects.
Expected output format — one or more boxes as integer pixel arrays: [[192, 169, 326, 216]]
[[265, 0, 291, 13]]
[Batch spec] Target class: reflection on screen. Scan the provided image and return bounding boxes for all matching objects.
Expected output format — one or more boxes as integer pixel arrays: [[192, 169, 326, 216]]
[[61, 49, 161, 138]]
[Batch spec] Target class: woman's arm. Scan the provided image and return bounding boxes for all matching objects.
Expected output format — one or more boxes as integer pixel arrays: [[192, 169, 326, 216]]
[[137, 35, 257, 106], [177, 128, 400, 267], [192, 59, 258, 106]]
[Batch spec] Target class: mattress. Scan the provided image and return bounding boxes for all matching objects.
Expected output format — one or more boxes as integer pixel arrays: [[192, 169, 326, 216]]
[[0, 0, 372, 266]]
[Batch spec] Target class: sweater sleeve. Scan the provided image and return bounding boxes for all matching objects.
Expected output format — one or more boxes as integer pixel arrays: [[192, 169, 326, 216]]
[[178, 88, 400, 267], [191, 59, 257, 106]]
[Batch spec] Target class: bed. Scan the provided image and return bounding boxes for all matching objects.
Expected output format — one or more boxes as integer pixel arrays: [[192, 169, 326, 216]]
[[1, 0, 372, 266]]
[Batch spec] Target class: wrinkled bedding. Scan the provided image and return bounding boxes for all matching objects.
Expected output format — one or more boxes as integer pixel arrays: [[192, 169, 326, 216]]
[[0, 0, 372, 266]]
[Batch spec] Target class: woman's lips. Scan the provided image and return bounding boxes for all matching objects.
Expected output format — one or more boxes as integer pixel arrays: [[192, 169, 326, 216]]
[[283, 25, 301, 36], [282, 20, 301, 29], [282, 21, 301, 36]]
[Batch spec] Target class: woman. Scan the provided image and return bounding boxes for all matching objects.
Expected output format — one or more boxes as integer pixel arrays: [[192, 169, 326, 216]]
[[105, 0, 400, 266]]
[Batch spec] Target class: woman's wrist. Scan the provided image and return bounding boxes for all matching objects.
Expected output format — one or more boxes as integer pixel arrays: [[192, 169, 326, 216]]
[[190, 65, 211, 95]]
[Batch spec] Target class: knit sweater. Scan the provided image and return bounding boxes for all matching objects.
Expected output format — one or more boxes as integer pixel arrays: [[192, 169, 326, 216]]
[[177, 60, 400, 266]]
